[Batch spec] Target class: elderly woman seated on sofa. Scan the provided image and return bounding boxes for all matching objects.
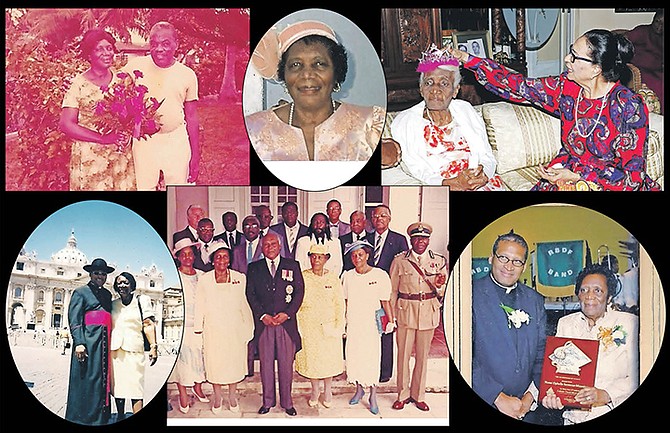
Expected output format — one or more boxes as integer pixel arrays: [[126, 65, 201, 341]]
[[387, 44, 504, 191]]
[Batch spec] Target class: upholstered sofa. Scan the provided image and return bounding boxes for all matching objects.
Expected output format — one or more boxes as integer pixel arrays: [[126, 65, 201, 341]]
[[381, 100, 664, 191]]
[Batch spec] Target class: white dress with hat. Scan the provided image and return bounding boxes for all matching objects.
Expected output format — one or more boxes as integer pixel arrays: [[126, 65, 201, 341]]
[[193, 269, 254, 385], [341, 267, 392, 387], [168, 269, 206, 387]]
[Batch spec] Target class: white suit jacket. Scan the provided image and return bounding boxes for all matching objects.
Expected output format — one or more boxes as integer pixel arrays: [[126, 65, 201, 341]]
[[110, 294, 154, 352]]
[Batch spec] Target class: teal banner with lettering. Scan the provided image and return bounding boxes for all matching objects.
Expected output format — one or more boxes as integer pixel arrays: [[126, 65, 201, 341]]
[[472, 257, 491, 280], [535, 240, 585, 297]]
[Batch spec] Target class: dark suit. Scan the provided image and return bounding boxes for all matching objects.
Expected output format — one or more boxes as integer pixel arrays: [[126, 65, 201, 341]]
[[339, 231, 372, 272], [269, 222, 309, 259], [328, 220, 351, 239], [246, 257, 305, 410], [231, 238, 264, 275], [369, 229, 409, 381], [192, 242, 214, 272], [472, 273, 547, 420], [172, 226, 197, 248], [213, 230, 243, 248]]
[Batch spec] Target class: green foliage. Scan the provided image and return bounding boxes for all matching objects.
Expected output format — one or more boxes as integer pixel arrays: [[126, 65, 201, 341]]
[[5, 8, 249, 190]]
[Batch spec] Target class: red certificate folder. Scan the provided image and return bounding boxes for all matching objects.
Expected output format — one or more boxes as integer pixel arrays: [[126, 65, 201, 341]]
[[539, 336, 599, 408]]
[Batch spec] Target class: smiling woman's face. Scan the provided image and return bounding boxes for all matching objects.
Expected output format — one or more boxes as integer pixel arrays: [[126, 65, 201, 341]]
[[283, 39, 335, 111]]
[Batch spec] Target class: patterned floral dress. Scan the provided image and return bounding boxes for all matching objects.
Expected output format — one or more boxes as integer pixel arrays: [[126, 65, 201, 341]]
[[294, 268, 345, 379], [62, 71, 136, 191], [464, 56, 660, 191], [423, 120, 505, 190]]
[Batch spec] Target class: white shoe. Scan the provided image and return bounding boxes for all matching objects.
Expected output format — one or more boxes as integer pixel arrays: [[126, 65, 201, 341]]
[[229, 403, 240, 413], [211, 404, 222, 414], [178, 402, 190, 414], [193, 389, 210, 403]]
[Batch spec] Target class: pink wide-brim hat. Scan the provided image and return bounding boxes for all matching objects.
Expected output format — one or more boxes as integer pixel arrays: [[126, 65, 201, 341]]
[[251, 20, 339, 81]]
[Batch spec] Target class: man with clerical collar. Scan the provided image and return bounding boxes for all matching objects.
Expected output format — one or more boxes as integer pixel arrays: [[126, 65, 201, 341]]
[[65, 258, 115, 425], [472, 230, 547, 423], [389, 222, 447, 412]]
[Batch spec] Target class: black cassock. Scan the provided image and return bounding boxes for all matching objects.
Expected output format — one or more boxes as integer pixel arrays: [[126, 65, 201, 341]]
[[65, 281, 113, 425]]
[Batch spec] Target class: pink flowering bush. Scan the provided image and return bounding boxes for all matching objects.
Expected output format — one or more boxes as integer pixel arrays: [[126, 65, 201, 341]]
[[92, 70, 163, 140]]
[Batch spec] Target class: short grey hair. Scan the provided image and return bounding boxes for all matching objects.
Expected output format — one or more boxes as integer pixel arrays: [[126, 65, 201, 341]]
[[419, 64, 462, 89]]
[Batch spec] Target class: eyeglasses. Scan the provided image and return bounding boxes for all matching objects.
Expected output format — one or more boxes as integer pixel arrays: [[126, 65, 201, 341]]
[[494, 253, 525, 267], [244, 223, 260, 229], [568, 44, 595, 64], [92, 271, 108, 276], [198, 227, 215, 232]]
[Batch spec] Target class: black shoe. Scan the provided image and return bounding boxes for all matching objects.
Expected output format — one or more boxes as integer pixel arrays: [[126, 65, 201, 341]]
[[379, 376, 391, 383], [245, 373, 254, 378], [285, 407, 297, 416], [258, 406, 271, 415]]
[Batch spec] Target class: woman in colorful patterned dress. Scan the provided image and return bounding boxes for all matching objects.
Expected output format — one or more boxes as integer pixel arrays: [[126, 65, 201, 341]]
[[59, 28, 135, 191], [391, 44, 504, 190], [295, 244, 345, 409], [450, 29, 660, 191]]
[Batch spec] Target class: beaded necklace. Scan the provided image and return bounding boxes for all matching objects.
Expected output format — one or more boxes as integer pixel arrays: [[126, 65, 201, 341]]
[[574, 83, 613, 138], [289, 99, 337, 127]]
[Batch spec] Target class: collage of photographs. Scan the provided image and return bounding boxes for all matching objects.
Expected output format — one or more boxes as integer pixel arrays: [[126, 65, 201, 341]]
[[2, 6, 666, 432]]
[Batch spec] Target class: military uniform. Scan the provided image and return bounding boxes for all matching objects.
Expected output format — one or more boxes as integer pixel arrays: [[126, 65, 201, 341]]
[[389, 223, 447, 409]]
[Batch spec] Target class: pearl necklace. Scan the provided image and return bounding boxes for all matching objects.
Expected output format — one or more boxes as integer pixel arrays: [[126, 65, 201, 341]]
[[289, 99, 337, 127], [574, 84, 612, 138]]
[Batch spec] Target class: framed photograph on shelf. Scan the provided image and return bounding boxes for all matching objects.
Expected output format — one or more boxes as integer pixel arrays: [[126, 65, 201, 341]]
[[453, 30, 492, 58], [441, 29, 456, 50]]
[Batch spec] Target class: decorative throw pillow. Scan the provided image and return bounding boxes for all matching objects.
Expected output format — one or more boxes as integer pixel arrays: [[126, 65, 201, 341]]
[[480, 102, 562, 175]]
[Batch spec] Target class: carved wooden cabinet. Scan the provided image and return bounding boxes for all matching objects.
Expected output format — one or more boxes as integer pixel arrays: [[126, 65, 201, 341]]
[[381, 8, 442, 112]]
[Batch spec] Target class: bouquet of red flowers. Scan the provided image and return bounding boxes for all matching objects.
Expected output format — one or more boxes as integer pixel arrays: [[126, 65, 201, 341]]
[[93, 69, 163, 142]]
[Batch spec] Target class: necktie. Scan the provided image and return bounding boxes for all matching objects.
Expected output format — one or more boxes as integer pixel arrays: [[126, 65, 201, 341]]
[[247, 241, 253, 264], [270, 260, 276, 277], [373, 234, 382, 265], [229, 233, 235, 248], [288, 228, 296, 253]]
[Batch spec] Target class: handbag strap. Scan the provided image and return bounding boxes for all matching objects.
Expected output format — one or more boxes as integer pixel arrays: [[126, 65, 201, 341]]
[[136, 295, 143, 322]]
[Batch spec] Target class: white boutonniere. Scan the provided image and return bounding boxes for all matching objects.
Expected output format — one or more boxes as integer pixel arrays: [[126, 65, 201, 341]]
[[500, 303, 531, 329]]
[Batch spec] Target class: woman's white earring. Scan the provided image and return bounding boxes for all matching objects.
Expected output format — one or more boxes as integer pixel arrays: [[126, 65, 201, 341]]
[[333, 82, 341, 93], [282, 83, 289, 94]]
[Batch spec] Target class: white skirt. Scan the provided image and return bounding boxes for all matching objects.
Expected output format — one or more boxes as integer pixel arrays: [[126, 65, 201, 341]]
[[111, 349, 146, 399]]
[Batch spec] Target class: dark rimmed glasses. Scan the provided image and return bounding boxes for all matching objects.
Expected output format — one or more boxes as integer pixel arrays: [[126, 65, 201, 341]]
[[91, 271, 108, 276], [568, 44, 595, 64], [494, 253, 525, 267]]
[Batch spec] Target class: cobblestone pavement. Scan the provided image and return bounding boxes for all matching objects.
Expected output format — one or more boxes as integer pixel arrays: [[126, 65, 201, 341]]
[[7, 329, 448, 426]]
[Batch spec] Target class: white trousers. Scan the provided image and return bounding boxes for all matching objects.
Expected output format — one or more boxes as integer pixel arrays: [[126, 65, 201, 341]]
[[132, 125, 191, 190]]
